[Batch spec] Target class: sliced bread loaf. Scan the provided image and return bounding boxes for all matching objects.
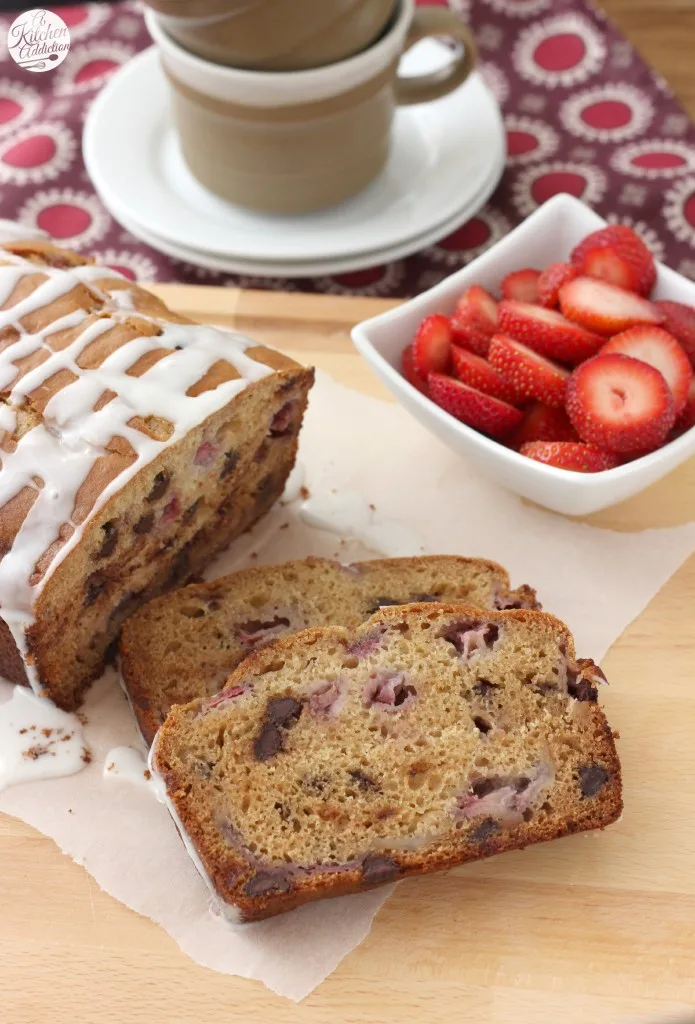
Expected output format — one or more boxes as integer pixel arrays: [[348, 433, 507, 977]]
[[121, 555, 539, 743], [151, 603, 621, 922]]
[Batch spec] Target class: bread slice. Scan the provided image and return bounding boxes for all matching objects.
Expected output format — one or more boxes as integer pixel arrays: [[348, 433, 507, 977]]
[[151, 603, 622, 922], [120, 555, 539, 744]]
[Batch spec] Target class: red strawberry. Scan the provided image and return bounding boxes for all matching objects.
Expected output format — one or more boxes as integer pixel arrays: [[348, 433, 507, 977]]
[[507, 402, 578, 450], [565, 353, 676, 453], [571, 225, 656, 296], [427, 372, 523, 438], [451, 285, 498, 356], [520, 441, 621, 473], [559, 276, 662, 336], [600, 325, 693, 416], [451, 346, 519, 404], [501, 268, 541, 304], [412, 314, 452, 378], [401, 344, 428, 395], [488, 334, 569, 408], [497, 300, 603, 365], [655, 300, 695, 368], [675, 377, 695, 433], [537, 262, 578, 309]]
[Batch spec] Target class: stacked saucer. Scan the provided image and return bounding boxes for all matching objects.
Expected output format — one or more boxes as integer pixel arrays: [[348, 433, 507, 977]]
[[83, 40, 506, 278]]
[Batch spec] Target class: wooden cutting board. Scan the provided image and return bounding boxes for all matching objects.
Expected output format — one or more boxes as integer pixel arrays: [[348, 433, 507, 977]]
[[1, 285, 694, 1024]]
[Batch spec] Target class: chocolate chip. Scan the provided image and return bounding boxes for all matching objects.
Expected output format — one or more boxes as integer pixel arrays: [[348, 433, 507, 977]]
[[303, 774, 328, 792], [348, 769, 380, 791], [266, 697, 302, 728], [182, 498, 201, 524], [274, 801, 291, 820], [361, 854, 400, 886], [84, 571, 107, 607], [579, 764, 610, 798], [576, 658, 607, 684], [472, 818, 500, 844], [96, 520, 118, 558], [244, 870, 292, 897], [473, 680, 499, 698], [472, 778, 498, 798], [473, 715, 492, 734], [220, 450, 240, 480], [254, 722, 283, 761], [568, 678, 598, 702], [146, 471, 169, 502], [133, 512, 154, 535]]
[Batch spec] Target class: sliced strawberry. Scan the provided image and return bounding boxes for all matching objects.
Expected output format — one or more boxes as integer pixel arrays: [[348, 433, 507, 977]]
[[497, 300, 603, 365], [559, 276, 662, 336], [450, 346, 519, 404], [401, 344, 428, 395], [451, 285, 498, 356], [654, 300, 695, 368], [501, 268, 541, 304], [507, 401, 578, 450], [571, 225, 656, 297], [675, 377, 695, 434], [600, 325, 693, 416], [412, 314, 452, 378], [537, 262, 578, 309], [488, 334, 569, 408], [565, 353, 676, 453], [520, 441, 621, 473], [427, 372, 523, 438]]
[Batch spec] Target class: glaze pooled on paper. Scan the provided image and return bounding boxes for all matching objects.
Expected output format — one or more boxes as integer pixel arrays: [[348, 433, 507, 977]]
[[0, 686, 89, 792]]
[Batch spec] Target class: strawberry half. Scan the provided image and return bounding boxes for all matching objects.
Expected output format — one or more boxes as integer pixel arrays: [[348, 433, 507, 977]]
[[501, 268, 541, 304], [571, 225, 656, 297], [428, 372, 523, 438], [520, 441, 621, 473], [451, 285, 498, 357], [497, 299, 603, 365], [559, 276, 662, 336], [402, 344, 428, 395], [600, 325, 693, 416], [488, 334, 569, 408], [655, 300, 695, 368], [451, 346, 519, 404], [565, 353, 676, 453], [537, 262, 578, 309], [507, 401, 578, 450], [412, 314, 452, 378]]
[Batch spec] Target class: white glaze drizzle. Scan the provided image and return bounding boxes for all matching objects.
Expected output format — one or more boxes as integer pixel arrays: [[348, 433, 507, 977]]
[[299, 490, 425, 558], [0, 237, 274, 692], [103, 745, 162, 796], [0, 685, 89, 792], [0, 219, 47, 245]]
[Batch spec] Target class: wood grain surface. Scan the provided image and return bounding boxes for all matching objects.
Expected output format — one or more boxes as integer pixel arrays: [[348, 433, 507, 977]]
[[3, 3, 695, 1020]]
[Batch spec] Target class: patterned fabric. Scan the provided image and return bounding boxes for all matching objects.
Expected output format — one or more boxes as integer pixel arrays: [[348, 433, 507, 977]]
[[0, 0, 694, 296]]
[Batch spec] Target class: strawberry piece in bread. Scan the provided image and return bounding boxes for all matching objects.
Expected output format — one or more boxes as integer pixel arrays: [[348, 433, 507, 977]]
[[451, 285, 498, 357], [600, 326, 693, 417], [428, 372, 523, 438], [501, 268, 541, 304], [537, 262, 578, 309], [559, 277, 662, 336], [565, 353, 676, 453], [571, 225, 656, 297], [655, 300, 695, 368], [450, 346, 519, 404], [498, 299, 604, 364], [401, 344, 428, 395], [520, 440, 621, 472], [507, 402, 578, 450], [488, 334, 569, 408], [412, 314, 452, 378]]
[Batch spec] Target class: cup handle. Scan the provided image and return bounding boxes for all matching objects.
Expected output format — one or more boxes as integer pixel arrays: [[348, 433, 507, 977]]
[[394, 7, 477, 106]]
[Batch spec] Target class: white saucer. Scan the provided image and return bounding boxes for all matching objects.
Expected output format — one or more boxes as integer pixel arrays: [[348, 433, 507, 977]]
[[84, 42, 506, 265]]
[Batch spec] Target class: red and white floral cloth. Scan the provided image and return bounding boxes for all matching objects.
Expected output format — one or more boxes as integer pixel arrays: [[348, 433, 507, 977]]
[[0, 0, 694, 297]]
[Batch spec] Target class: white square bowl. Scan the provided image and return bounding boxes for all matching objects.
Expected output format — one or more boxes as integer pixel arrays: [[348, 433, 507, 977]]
[[351, 192, 695, 515]]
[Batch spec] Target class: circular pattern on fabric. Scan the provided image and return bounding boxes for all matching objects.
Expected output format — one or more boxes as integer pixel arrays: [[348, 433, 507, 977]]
[[604, 214, 666, 261], [425, 207, 510, 267], [664, 177, 695, 247], [0, 78, 40, 138], [479, 61, 510, 105], [512, 161, 607, 217], [560, 84, 653, 143], [0, 122, 76, 185], [611, 140, 695, 180], [93, 248, 160, 283], [513, 13, 606, 88], [316, 264, 405, 297], [18, 188, 110, 248], [54, 42, 134, 94], [505, 115, 559, 166], [481, 0, 551, 15], [54, 4, 109, 40]]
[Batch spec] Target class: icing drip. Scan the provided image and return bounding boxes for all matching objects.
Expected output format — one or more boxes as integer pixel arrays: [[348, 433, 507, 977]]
[[103, 745, 164, 798], [0, 244, 274, 693], [0, 686, 89, 792]]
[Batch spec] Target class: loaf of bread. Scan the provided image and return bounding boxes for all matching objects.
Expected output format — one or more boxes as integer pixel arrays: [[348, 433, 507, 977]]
[[151, 603, 621, 921], [120, 554, 540, 744], [0, 234, 313, 709]]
